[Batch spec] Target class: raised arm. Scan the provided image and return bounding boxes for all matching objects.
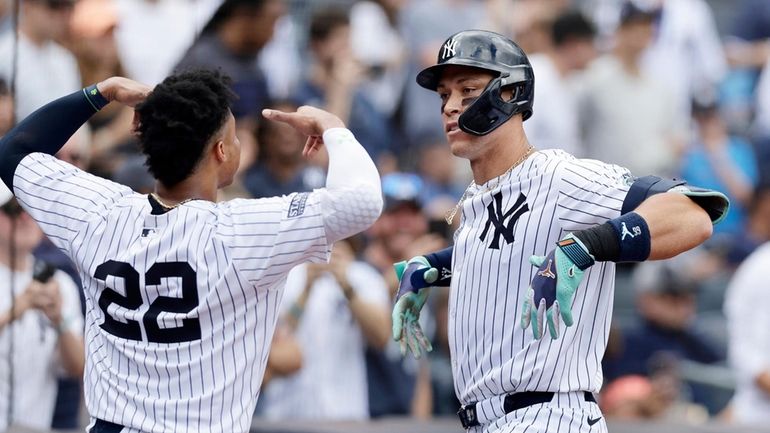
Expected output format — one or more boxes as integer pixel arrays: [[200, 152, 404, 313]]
[[262, 106, 383, 243], [0, 77, 149, 189]]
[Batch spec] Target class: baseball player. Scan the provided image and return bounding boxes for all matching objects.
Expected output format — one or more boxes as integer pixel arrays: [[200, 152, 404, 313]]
[[391, 30, 729, 433], [0, 69, 383, 433]]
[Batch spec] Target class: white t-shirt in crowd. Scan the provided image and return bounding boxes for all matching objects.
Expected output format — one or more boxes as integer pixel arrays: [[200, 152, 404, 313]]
[[524, 53, 584, 157], [0, 259, 83, 431], [0, 32, 81, 120], [725, 243, 770, 426], [260, 262, 389, 420]]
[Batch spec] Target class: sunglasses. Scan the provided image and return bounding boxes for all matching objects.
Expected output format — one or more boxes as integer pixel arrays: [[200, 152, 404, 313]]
[[0, 200, 24, 218]]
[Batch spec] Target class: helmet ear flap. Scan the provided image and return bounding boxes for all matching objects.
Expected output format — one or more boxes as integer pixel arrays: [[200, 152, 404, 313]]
[[458, 77, 531, 136]]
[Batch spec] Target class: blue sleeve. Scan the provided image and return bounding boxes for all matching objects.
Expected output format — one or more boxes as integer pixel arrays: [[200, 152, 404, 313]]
[[423, 246, 453, 286], [0, 85, 108, 189]]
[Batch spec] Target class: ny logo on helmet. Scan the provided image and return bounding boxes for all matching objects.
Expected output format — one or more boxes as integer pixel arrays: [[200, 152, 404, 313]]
[[442, 38, 459, 60]]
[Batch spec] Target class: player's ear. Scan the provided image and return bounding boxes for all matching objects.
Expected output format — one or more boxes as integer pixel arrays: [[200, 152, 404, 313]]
[[213, 139, 227, 163]]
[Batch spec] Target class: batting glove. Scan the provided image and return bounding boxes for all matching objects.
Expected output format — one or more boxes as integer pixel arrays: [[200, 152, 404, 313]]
[[392, 256, 437, 359], [521, 233, 595, 340]]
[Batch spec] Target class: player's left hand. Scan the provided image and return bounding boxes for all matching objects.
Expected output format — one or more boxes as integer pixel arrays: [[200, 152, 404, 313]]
[[262, 106, 345, 157], [96, 77, 152, 107], [521, 234, 594, 340]]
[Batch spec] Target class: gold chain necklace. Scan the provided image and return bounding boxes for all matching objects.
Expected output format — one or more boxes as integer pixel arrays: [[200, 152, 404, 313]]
[[151, 193, 193, 211], [445, 145, 536, 225]]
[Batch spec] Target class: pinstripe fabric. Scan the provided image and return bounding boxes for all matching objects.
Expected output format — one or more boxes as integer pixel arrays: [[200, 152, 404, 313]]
[[449, 150, 630, 431], [11, 153, 343, 433]]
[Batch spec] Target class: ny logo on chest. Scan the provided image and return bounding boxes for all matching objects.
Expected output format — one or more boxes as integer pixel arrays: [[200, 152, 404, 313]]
[[479, 191, 529, 249]]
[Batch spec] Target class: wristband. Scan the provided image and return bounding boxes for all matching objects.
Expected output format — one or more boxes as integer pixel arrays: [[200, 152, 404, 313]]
[[607, 212, 651, 262], [423, 246, 453, 286], [83, 84, 109, 112], [573, 212, 651, 263]]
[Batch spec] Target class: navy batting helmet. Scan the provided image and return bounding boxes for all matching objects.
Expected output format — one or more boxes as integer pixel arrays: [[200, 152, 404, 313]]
[[417, 30, 534, 136]]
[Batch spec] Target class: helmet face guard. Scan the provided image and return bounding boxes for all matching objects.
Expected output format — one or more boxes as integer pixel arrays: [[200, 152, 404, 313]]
[[417, 30, 535, 136]]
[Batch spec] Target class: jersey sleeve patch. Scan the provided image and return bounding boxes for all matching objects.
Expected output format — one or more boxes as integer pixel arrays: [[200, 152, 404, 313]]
[[288, 192, 310, 218]]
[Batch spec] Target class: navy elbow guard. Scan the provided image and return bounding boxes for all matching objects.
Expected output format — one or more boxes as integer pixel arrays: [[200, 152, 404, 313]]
[[622, 175, 730, 225]]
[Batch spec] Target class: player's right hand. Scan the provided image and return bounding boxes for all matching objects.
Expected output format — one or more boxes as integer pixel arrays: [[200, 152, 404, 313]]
[[392, 256, 437, 359], [521, 233, 593, 340]]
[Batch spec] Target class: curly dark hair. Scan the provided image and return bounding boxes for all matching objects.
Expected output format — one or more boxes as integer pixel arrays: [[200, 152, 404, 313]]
[[135, 69, 235, 187]]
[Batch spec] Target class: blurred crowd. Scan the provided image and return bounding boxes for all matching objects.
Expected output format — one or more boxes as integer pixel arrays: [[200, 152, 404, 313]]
[[1, 0, 770, 430]]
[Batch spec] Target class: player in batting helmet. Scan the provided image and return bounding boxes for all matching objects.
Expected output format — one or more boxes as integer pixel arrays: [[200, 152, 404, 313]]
[[392, 26, 728, 433], [416, 29, 535, 136]]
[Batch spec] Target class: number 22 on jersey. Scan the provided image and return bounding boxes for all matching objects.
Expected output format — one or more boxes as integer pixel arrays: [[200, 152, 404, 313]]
[[94, 260, 201, 344]]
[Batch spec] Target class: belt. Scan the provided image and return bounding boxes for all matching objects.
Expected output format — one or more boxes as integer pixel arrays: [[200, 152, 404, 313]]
[[457, 391, 597, 429], [90, 418, 125, 433]]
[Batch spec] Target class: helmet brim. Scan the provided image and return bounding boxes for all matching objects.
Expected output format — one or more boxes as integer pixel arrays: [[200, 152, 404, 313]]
[[416, 60, 499, 91], [417, 61, 532, 91]]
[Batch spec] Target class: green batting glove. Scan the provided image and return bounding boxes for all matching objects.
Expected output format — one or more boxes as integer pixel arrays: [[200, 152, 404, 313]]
[[520, 233, 595, 340], [392, 256, 437, 358]]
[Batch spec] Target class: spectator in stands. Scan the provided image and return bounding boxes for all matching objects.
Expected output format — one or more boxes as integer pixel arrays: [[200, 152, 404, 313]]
[[67, 0, 137, 176], [579, 1, 685, 176], [724, 241, 770, 426], [258, 12, 301, 101], [524, 9, 597, 156], [723, 185, 770, 266], [601, 372, 707, 422], [260, 240, 390, 420], [679, 97, 759, 236], [0, 79, 11, 136], [727, 0, 770, 72], [293, 8, 392, 166], [0, 0, 10, 35], [602, 375, 661, 419], [261, 324, 303, 388], [412, 136, 466, 232], [722, 0, 770, 132], [363, 173, 441, 418], [753, 58, 770, 179], [0, 0, 91, 177], [640, 0, 727, 120], [427, 287, 459, 415], [0, 183, 84, 431], [114, 0, 220, 86], [602, 260, 722, 411], [243, 101, 325, 199], [350, 0, 410, 123], [176, 0, 284, 121], [400, 0, 490, 145], [0, 0, 81, 119], [365, 173, 445, 293], [508, 0, 571, 55], [0, 14, 89, 427]]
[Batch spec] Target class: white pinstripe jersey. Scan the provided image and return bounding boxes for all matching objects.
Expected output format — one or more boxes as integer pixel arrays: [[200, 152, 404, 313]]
[[11, 152, 377, 433], [449, 149, 632, 406]]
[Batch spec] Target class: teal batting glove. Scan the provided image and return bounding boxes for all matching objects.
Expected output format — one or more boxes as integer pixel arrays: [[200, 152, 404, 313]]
[[392, 256, 437, 358], [521, 233, 595, 340]]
